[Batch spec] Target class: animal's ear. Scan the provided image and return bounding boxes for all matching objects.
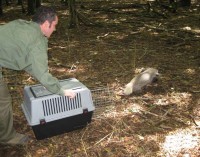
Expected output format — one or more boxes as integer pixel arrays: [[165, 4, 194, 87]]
[[141, 68, 146, 72], [156, 71, 160, 76]]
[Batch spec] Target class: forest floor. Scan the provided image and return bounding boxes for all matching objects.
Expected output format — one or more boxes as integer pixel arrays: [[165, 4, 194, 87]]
[[0, 0, 200, 157]]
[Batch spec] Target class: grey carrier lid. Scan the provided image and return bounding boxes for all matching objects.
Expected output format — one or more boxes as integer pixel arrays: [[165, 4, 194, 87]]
[[21, 78, 95, 126], [30, 78, 85, 98]]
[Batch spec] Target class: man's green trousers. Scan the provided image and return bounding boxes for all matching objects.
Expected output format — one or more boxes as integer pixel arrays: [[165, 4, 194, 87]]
[[0, 79, 16, 142]]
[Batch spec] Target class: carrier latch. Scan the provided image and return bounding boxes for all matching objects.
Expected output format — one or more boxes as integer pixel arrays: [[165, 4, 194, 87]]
[[40, 119, 46, 125], [83, 108, 88, 114]]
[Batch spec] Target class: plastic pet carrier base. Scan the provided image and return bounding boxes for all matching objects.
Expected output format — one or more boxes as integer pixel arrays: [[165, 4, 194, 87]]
[[21, 78, 95, 140]]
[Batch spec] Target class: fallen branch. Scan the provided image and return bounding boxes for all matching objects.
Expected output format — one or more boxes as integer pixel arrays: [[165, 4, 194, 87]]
[[139, 109, 161, 118], [81, 127, 89, 156], [191, 91, 200, 93], [94, 132, 114, 146]]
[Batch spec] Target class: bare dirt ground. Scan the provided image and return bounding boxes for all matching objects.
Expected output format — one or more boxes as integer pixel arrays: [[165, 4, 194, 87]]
[[0, 0, 200, 156]]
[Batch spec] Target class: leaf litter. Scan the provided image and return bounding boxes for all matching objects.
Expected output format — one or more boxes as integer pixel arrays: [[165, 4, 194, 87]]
[[0, 0, 200, 156]]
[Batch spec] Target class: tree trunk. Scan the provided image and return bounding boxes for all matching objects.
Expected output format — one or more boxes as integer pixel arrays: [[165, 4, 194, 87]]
[[180, 0, 191, 6], [0, 0, 3, 15], [17, 0, 25, 13], [36, 0, 41, 8], [27, 0, 35, 15], [27, 0, 41, 15], [68, 0, 99, 28], [17, 0, 23, 5], [5, 0, 11, 5], [68, 0, 78, 28]]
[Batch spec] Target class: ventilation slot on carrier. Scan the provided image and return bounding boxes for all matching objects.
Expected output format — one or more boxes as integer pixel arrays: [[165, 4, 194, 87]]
[[42, 93, 82, 116]]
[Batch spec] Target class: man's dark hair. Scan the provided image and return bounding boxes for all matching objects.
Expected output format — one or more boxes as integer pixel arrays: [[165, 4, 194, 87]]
[[32, 6, 57, 25]]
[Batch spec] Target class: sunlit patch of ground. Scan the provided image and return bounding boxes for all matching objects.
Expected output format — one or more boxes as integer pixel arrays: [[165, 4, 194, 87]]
[[161, 128, 200, 157], [91, 89, 200, 156]]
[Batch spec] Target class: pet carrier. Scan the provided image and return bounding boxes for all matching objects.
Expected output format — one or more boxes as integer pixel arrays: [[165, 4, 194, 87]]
[[21, 78, 95, 140]]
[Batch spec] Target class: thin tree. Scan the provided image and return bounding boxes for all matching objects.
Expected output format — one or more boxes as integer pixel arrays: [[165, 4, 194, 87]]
[[68, 0, 77, 28], [0, 0, 2, 15], [27, 0, 41, 15], [68, 0, 100, 28]]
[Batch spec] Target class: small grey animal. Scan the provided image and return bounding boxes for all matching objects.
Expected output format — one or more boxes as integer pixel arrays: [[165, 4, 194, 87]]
[[123, 68, 159, 95]]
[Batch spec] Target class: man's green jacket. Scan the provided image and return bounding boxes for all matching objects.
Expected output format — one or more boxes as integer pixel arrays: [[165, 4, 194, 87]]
[[0, 19, 65, 96]]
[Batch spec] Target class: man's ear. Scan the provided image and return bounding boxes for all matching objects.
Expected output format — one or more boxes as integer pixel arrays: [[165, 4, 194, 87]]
[[43, 20, 50, 28]]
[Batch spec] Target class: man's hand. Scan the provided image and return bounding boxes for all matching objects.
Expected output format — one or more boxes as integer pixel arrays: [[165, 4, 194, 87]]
[[64, 89, 76, 98]]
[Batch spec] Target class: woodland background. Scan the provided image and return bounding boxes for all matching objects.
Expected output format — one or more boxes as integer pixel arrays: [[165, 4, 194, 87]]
[[0, 0, 199, 156]]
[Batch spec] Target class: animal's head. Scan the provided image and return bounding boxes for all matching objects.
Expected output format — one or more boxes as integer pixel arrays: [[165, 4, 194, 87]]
[[123, 82, 133, 95], [141, 68, 160, 83], [142, 68, 159, 76]]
